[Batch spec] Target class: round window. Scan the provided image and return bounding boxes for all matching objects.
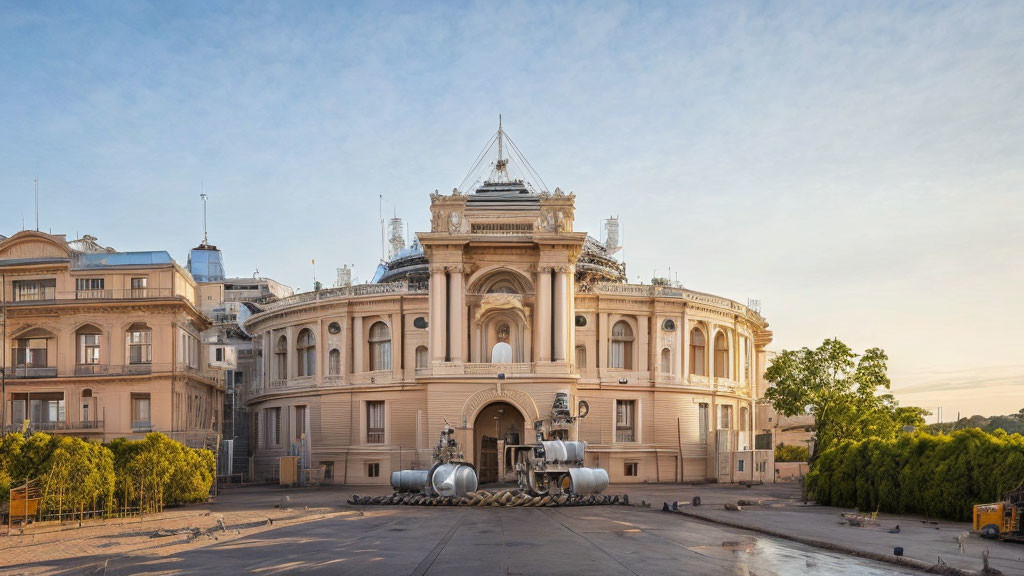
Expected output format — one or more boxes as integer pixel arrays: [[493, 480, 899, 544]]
[[575, 315, 587, 327], [662, 319, 676, 331], [413, 316, 428, 329], [328, 322, 341, 334]]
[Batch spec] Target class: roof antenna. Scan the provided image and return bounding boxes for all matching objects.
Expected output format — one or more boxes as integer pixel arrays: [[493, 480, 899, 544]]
[[379, 194, 385, 262], [495, 114, 508, 177], [34, 177, 39, 231], [200, 186, 209, 246]]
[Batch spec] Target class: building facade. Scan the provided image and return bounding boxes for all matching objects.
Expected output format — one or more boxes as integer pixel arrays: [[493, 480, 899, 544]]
[[0, 231, 223, 447], [244, 128, 775, 485]]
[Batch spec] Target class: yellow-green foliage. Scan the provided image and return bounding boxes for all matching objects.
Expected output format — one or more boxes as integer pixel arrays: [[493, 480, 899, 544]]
[[1, 431, 213, 510], [775, 443, 811, 462], [108, 433, 215, 505], [807, 429, 1024, 521]]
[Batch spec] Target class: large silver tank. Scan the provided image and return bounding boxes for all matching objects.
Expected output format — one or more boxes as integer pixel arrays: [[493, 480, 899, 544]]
[[541, 440, 586, 463], [568, 467, 610, 494], [430, 463, 478, 497], [390, 469, 430, 493]]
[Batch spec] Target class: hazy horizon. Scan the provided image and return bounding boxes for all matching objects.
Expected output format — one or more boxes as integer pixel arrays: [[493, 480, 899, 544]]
[[1, 2, 1021, 420]]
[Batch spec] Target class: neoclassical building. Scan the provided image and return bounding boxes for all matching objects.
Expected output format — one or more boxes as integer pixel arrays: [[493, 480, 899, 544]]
[[245, 127, 774, 485]]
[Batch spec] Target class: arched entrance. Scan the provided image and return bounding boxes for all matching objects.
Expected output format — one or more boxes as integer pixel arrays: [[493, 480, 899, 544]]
[[473, 401, 526, 484]]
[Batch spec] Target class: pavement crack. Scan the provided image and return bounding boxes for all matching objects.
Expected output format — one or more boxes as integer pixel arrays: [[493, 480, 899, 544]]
[[409, 512, 466, 576]]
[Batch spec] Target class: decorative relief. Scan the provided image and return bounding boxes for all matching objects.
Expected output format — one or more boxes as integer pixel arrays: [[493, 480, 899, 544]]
[[474, 292, 526, 321]]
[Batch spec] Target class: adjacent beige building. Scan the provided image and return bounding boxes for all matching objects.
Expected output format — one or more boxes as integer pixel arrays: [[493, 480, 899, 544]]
[[0, 231, 223, 446], [245, 127, 775, 485]]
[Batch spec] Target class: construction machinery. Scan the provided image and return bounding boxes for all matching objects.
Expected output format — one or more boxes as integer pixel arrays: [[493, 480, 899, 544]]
[[506, 393, 609, 496], [974, 482, 1023, 542]]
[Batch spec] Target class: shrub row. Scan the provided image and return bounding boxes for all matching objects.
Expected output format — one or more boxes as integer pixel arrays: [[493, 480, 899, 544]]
[[1, 432, 214, 515], [775, 443, 810, 463], [807, 428, 1024, 521]]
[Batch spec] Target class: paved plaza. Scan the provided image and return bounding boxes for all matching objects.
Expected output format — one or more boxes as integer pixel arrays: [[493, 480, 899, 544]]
[[2, 483, 1021, 575]]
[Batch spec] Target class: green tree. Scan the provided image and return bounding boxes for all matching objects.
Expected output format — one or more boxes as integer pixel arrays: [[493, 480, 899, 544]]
[[775, 443, 810, 462], [764, 338, 925, 459]]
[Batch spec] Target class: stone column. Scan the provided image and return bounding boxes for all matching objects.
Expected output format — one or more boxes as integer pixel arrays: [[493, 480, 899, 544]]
[[430, 267, 447, 362], [674, 314, 683, 380], [637, 315, 649, 373], [536, 268, 552, 362], [553, 267, 568, 362], [598, 312, 609, 370], [352, 316, 363, 373], [449, 266, 464, 362]]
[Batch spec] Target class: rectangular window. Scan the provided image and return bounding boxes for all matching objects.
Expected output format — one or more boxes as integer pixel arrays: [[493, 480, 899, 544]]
[[28, 392, 65, 425], [699, 403, 709, 444], [367, 462, 380, 478], [295, 406, 307, 441], [130, 277, 148, 298], [737, 459, 745, 472], [263, 407, 281, 446], [367, 401, 385, 444], [15, 338, 48, 367], [82, 403, 90, 422], [127, 330, 152, 364], [131, 394, 151, 431], [720, 405, 733, 429], [11, 395, 27, 426], [78, 333, 101, 364], [75, 278, 105, 298], [624, 462, 638, 477], [12, 279, 55, 301], [615, 400, 635, 442], [215, 347, 224, 362], [254, 411, 261, 449]]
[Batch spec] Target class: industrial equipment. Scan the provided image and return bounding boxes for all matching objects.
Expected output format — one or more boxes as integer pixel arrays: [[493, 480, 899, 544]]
[[506, 393, 609, 496], [974, 482, 1023, 543], [391, 421, 478, 498]]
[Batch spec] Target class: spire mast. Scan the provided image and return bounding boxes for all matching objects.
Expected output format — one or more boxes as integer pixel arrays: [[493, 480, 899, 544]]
[[200, 188, 208, 246], [497, 114, 503, 163]]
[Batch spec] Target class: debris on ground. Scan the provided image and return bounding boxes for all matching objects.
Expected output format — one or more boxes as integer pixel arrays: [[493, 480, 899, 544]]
[[347, 490, 632, 507]]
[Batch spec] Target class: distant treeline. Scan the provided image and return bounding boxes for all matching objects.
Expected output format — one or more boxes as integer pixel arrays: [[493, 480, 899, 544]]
[[926, 409, 1024, 436]]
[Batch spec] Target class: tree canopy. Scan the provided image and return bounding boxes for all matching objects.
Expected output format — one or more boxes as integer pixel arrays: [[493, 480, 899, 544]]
[[764, 338, 927, 459]]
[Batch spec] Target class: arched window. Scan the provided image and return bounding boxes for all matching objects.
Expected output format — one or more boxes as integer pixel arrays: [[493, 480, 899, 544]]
[[76, 325, 102, 366], [739, 406, 749, 431], [575, 345, 587, 370], [610, 320, 633, 370], [714, 332, 729, 378], [415, 346, 428, 369], [369, 322, 391, 371], [126, 323, 152, 365], [660, 348, 672, 374], [689, 328, 706, 376], [491, 342, 512, 363], [275, 335, 288, 380], [297, 329, 316, 377], [329, 348, 341, 376]]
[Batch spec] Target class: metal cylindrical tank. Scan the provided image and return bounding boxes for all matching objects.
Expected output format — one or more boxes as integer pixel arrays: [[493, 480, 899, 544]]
[[568, 467, 610, 494], [541, 440, 568, 462], [431, 463, 478, 497], [563, 441, 586, 463], [390, 469, 430, 493]]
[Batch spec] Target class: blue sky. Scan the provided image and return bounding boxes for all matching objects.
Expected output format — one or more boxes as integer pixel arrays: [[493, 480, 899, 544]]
[[1, 1, 1022, 418]]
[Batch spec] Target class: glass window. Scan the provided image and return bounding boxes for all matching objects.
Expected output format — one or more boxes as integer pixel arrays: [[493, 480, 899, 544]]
[[714, 332, 729, 378], [132, 394, 151, 431], [78, 332, 101, 364], [297, 329, 316, 377], [27, 392, 65, 425], [75, 278, 105, 297], [367, 401, 385, 443], [15, 338, 48, 367], [369, 322, 391, 371], [130, 277, 148, 298], [616, 399, 635, 442], [127, 326, 152, 364], [12, 279, 55, 301], [275, 335, 288, 380], [689, 328, 706, 376], [610, 321, 633, 370]]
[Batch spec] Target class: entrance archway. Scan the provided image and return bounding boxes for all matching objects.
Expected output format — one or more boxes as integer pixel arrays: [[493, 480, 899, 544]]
[[472, 402, 526, 484]]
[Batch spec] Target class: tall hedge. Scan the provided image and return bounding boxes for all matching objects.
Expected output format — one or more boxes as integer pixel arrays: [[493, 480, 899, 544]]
[[807, 428, 1024, 521], [1, 431, 214, 512]]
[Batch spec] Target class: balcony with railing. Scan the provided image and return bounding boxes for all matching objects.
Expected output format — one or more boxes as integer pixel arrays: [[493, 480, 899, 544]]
[[7, 362, 220, 384], [254, 281, 429, 313], [7, 288, 177, 304], [1, 420, 105, 435], [462, 362, 536, 376], [131, 419, 152, 433], [7, 365, 58, 378]]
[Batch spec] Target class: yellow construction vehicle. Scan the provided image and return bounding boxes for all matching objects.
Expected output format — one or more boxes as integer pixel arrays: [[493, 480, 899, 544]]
[[974, 482, 1023, 542]]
